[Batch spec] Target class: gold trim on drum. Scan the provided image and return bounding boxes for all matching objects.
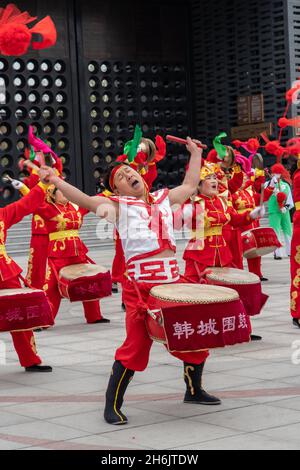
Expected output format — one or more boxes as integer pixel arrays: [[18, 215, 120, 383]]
[[206, 268, 260, 285], [150, 284, 239, 304]]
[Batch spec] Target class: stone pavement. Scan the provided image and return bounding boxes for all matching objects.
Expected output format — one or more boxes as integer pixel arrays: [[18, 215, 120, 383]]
[[0, 242, 299, 450]]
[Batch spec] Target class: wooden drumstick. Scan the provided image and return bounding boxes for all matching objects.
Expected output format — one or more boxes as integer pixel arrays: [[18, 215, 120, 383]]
[[2, 175, 13, 184], [259, 184, 264, 208], [166, 135, 208, 150]]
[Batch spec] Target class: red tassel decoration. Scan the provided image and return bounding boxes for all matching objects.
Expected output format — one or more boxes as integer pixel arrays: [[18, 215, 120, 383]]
[[0, 23, 31, 56]]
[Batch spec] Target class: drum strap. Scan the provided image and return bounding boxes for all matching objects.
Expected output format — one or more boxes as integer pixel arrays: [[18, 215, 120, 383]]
[[85, 255, 96, 265]]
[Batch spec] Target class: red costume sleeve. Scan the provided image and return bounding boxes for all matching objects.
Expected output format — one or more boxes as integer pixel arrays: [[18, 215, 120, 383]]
[[228, 168, 243, 194], [253, 187, 273, 206], [293, 169, 300, 204], [228, 206, 252, 227], [253, 175, 266, 194], [26, 171, 40, 189], [0, 184, 47, 230]]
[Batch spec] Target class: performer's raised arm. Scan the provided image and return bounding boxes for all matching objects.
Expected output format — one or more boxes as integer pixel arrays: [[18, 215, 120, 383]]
[[169, 137, 203, 206], [44, 168, 116, 219]]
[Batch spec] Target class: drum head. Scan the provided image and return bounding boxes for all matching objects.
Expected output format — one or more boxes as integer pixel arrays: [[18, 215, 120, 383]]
[[150, 283, 239, 304], [59, 264, 108, 280], [0, 288, 42, 296], [207, 267, 260, 285]]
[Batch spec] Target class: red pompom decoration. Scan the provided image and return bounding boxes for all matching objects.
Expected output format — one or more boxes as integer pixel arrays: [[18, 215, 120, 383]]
[[206, 149, 220, 163], [286, 84, 300, 103], [0, 23, 31, 56], [278, 117, 289, 128], [265, 141, 286, 161], [232, 140, 242, 148], [277, 191, 287, 208]]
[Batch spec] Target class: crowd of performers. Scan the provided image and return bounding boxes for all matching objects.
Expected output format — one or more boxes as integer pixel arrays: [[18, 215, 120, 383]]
[[1, 0, 300, 431], [2, 121, 300, 426]]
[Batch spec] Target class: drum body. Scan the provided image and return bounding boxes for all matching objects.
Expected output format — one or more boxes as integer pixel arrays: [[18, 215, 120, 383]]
[[58, 264, 112, 302], [206, 267, 267, 316], [0, 288, 53, 332], [146, 284, 251, 352], [242, 227, 281, 259]]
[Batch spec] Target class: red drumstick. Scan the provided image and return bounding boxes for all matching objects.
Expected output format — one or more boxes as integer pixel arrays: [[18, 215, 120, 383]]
[[166, 135, 208, 150]]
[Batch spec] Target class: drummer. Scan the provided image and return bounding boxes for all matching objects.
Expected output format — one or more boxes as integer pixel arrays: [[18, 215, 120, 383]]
[[182, 161, 264, 279], [181, 162, 269, 341], [231, 162, 277, 280], [0, 171, 52, 372], [33, 185, 110, 325], [109, 132, 167, 304], [42, 137, 222, 426]]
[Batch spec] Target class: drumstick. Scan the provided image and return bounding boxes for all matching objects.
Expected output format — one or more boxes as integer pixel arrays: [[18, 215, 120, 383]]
[[166, 135, 208, 150], [259, 184, 264, 208], [2, 175, 13, 184], [35, 151, 45, 167]]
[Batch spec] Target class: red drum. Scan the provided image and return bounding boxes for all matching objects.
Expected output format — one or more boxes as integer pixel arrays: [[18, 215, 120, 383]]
[[146, 284, 251, 352], [206, 267, 268, 316], [0, 288, 53, 333], [241, 227, 281, 259], [58, 264, 112, 302]]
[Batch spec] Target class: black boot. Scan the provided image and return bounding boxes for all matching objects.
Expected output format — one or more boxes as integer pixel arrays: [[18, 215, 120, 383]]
[[293, 318, 300, 329], [183, 362, 221, 405], [104, 360, 134, 425], [25, 364, 52, 372]]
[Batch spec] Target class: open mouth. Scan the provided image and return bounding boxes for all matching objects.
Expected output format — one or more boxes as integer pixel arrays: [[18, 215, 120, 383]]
[[131, 179, 139, 188]]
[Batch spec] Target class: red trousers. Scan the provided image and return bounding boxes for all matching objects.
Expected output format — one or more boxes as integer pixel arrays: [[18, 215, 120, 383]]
[[290, 225, 300, 318], [0, 277, 42, 367], [247, 257, 263, 279], [26, 234, 49, 289], [44, 255, 103, 323], [115, 277, 209, 371]]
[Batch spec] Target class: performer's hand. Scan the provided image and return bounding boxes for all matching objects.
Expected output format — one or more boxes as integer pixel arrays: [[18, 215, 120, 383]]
[[186, 137, 203, 155], [281, 207, 287, 214], [250, 205, 265, 219], [38, 165, 56, 184], [10, 179, 24, 190], [269, 176, 278, 188]]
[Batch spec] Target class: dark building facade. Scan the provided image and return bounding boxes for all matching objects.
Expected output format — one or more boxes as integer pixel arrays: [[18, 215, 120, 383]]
[[0, 0, 299, 206]]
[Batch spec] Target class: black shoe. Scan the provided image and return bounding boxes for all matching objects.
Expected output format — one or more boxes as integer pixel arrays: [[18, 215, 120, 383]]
[[112, 283, 119, 294], [91, 318, 110, 324], [183, 362, 221, 405], [293, 318, 300, 329], [104, 360, 134, 425], [260, 277, 269, 282], [25, 365, 52, 373], [250, 334, 262, 341], [121, 303, 126, 311], [274, 255, 282, 260]]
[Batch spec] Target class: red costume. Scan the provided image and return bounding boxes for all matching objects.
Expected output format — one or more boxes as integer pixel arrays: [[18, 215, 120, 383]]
[[108, 189, 208, 371], [291, 163, 300, 319], [231, 176, 273, 278], [183, 193, 253, 281], [35, 194, 103, 323], [23, 171, 49, 290], [0, 184, 48, 367]]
